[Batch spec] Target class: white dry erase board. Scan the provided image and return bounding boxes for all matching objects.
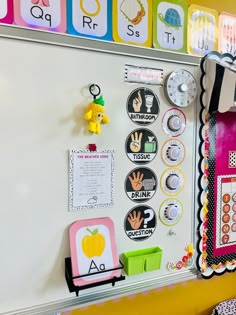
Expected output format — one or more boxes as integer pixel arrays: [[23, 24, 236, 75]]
[[0, 25, 201, 315]]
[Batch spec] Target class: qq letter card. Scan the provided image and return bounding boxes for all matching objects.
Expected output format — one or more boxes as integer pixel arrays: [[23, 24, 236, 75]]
[[14, 0, 66, 32]]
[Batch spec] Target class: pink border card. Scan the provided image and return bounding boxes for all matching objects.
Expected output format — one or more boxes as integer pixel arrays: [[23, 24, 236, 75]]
[[14, 0, 66, 32], [69, 217, 120, 287], [0, 0, 13, 24]]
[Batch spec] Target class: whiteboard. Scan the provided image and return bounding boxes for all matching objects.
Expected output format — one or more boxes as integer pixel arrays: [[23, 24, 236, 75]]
[[0, 26, 200, 315]]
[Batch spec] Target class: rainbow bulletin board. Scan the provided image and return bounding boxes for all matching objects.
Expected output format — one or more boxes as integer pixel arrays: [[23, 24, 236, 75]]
[[0, 0, 234, 55], [198, 52, 236, 278]]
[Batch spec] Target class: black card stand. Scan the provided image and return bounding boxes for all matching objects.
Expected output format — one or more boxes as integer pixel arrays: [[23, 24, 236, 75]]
[[65, 257, 126, 297]]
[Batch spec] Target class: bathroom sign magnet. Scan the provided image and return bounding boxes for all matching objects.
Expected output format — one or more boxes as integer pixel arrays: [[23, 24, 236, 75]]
[[127, 87, 160, 126], [125, 128, 158, 165], [124, 205, 156, 241], [125, 167, 157, 203]]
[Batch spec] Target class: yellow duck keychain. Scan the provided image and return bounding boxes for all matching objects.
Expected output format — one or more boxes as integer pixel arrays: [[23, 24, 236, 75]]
[[84, 84, 109, 135]]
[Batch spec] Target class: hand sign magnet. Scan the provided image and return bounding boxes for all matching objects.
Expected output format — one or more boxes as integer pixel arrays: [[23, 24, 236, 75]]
[[124, 205, 156, 241], [125, 167, 157, 203], [126, 128, 158, 165], [127, 87, 160, 126]]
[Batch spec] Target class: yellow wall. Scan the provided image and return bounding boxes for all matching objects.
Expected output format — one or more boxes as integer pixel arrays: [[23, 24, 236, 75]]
[[66, 272, 236, 315], [185, 0, 236, 14], [65, 1, 236, 315]]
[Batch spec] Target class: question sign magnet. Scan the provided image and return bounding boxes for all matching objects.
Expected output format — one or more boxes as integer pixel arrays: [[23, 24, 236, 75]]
[[124, 205, 156, 241]]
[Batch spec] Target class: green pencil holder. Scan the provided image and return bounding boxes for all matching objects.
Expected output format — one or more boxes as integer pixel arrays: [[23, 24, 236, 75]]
[[123, 246, 163, 276]]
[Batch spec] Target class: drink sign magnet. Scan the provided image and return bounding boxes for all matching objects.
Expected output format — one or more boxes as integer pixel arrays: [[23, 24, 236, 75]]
[[124, 205, 156, 241], [125, 167, 157, 203], [125, 128, 158, 165], [127, 88, 160, 126], [0, 0, 13, 24], [14, 0, 66, 32]]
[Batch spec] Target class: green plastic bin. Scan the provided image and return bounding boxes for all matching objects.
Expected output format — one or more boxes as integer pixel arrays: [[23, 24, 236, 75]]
[[123, 246, 163, 276]]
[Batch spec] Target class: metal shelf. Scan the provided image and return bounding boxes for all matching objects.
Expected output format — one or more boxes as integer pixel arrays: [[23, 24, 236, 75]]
[[0, 25, 201, 66]]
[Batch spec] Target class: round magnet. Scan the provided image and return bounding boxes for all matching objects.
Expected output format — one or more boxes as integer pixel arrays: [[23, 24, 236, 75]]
[[232, 213, 236, 222], [222, 193, 230, 203], [233, 203, 236, 212], [222, 213, 230, 223], [125, 128, 158, 165], [162, 108, 186, 137], [232, 193, 236, 202], [161, 138, 185, 166], [126, 88, 160, 126], [125, 167, 157, 203], [231, 223, 236, 232], [222, 234, 229, 244], [124, 205, 156, 241], [159, 199, 183, 226], [223, 204, 230, 213], [222, 224, 230, 234], [160, 168, 184, 196]]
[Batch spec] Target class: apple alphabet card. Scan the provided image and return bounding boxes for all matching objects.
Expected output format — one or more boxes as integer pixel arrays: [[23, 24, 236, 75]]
[[69, 217, 120, 287], [112, 0, 153, 47]]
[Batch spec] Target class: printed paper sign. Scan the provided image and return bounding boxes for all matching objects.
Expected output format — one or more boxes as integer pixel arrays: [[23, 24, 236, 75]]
[[126, 87, 160, 126], [219, 13, 236, 56], [0, 0, 13, 24], [125, 128, 158, 165], [188, 4, 218, 56], [125, 65, 163, 85], [67, 0, 112, 40], [124, 205, 156, 241], [69, 217, 120, 286], [112, 0, 152, 47], [153, 0, 188, 52], [69, 150, 114, 211], [14, 0, 66, 32]]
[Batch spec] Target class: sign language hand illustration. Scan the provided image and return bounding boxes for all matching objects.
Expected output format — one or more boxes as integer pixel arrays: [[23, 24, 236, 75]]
[[128, 171, 144, 191], [132, 90, 142, 112], [130, 131, 143, 153], [128, 210, 144, 230]]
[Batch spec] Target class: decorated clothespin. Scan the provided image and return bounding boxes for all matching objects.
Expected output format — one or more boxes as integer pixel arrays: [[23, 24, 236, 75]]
[[84, 84, 110, 135]]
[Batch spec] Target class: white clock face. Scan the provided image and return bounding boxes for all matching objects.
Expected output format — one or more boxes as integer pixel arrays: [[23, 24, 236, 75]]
[[164, 69, 197, 107]]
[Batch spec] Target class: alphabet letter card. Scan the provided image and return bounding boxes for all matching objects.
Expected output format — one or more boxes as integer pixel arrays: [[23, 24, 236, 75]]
[[153, 0, 188, 53], [188, 4, 218, 56], [112, 0, 152, 47], [0, 0, 13, 24], [67, 0, 112, 40], [69, 217, 120, 286], [14, 0, 66, 32]]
